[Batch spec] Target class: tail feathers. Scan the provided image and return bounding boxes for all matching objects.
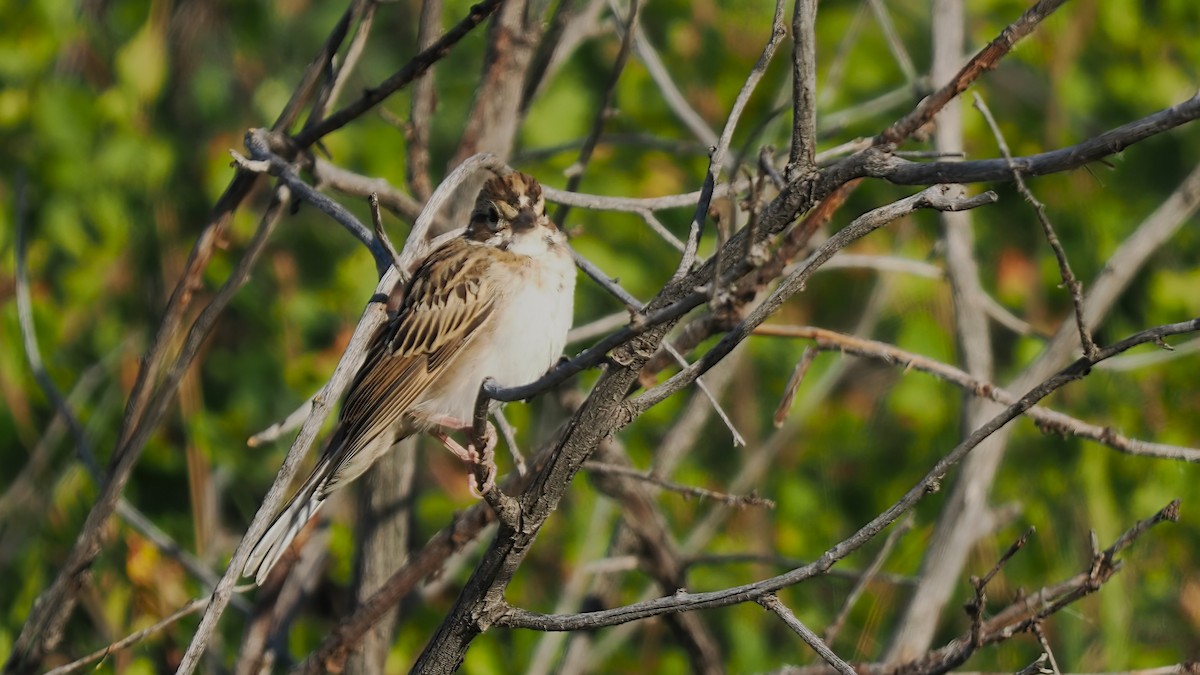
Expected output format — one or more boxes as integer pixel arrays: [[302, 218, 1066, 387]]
[[243, 492, 325, 586]]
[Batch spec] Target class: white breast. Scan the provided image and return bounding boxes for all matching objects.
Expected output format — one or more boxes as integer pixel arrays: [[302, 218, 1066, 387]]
[[410, 238, 576, 426]]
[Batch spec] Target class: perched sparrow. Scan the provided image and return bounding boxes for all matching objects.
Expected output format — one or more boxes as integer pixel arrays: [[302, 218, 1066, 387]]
[[243, 171, 576, 585]]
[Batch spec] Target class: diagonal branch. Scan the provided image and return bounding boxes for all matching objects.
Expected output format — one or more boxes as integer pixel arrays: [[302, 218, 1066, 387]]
[[877, 0, 1071, 146], [752, 325, 1200, 463], [173, 155, 503, 674], [293, 0, 503, 148], [973, 92, 1097, 359], [495, 321, 1198, 632]]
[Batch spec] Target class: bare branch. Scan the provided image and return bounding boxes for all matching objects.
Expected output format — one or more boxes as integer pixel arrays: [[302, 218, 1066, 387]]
[[753, 325, 1200, 463], [406, 0, 442, 202], [871, 91, 1200, 185], [631, 185, 999, 415], [824, 514, 914, 645], [867, 0, 918, 84], [303, 0, 377, 132], [496, 320, 1199, 632], [878, 0, 1070, 146], [552, 0, 642, 228], [294, 444, 551, 673], [758, 594, 855, 675], [787, 0, 818, 178], [314, 156, 425, 222], [234, 129, 394, 277], [293, 0, 503, 148], [583, 461, 774, 508], [43, 596, 213, 675], [773, 346, 817, 427], [624, 6, 717, 147], [368, 193, 402, 267], [973, 92, 1097, 358], [676, 0, 788, 280], [7, 186, 288, 674], [175, 155, 501, 674]]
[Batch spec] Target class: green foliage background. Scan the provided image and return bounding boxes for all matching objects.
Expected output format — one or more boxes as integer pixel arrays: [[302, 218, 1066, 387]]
[[1, 0, 1198, 672]]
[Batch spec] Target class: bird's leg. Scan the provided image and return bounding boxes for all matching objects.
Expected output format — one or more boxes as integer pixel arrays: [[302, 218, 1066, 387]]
[[425, 415, 498, 496]]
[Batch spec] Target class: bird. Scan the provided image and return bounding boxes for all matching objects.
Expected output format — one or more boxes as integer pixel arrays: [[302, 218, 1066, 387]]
[[243, 171, 576, 585]]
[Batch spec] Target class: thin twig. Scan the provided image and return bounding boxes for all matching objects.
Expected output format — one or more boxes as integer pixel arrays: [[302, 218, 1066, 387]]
[[753, 324, 1200, 463], [973, 92, 1097, 358], [675, 0, 788, 281], [757, 594, 856, 675], [7, 183, 287, 674], [661, 342, 746, 446], [871, 91, 1200, 185], [867, 0, 918, 84], [877, 0, 1070, 145], [631, 185, 999, 415], [14, 179, 246, 610], [313, 156, 425, 222], [292, 0, 503, 147], [683, 553, 916, 587], [247, 395, 315, 447], [369, 193, 402, 267], [494, 409, 526, 477], [582, 462, 774, 508], [304, 0, 377, 132], [552, 0, 642, 228], [44, 596, 212, 675], [773, 346, 818, 427], [1031, 620, 1062, 675], [824, 513, 914, 645], [782, 501, 1184, 675], [234, 130, 394, 277], [544, 182, 735, 213], [967, 527, 1035, 646], [622, 5, 718, 147], [637, 209, 688, 252], [496, 321, 1200, 632], [406, 0, 442, 202]]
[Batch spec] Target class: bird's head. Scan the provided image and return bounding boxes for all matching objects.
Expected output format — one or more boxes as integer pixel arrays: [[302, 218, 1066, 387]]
[[466, 172, 561, 253]]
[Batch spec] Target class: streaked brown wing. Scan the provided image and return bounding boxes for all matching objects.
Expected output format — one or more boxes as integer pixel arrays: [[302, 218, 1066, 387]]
[[323, 238, 497, 493]]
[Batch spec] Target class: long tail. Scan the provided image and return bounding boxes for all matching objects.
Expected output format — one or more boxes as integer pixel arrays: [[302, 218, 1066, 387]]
[[242, 480, 327, 586]]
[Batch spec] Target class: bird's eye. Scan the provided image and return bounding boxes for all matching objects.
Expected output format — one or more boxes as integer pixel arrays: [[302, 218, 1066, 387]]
[[486, 204, 501, 230]]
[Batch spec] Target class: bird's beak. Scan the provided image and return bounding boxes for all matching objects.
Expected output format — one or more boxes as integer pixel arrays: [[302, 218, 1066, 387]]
[[513, 207, 538, 231]]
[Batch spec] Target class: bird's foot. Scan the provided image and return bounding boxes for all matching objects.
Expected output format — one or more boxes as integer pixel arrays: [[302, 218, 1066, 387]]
[[427, 417, 498, 497]]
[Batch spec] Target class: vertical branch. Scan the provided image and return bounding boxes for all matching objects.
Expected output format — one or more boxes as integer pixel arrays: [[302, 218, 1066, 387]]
[[346, 439, 418, 675], [407, 0, 443, 202], [787, 0, 818, 179], [887, 0, 999, 662], [451, 0, 543, 166]]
